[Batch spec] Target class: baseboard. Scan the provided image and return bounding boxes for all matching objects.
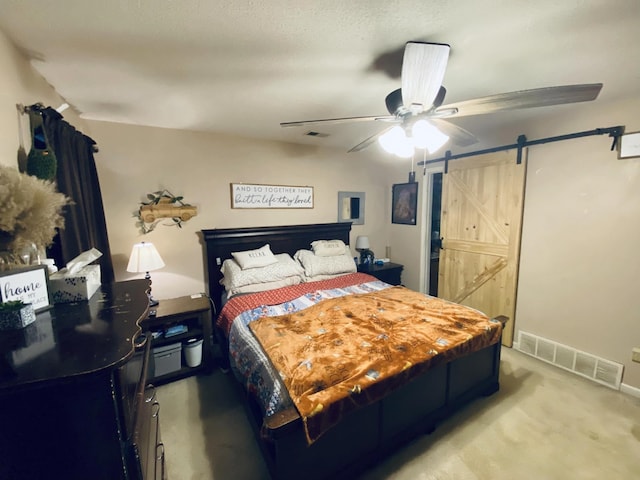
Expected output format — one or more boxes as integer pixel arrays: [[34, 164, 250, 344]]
[[620, 383, 640, 399]]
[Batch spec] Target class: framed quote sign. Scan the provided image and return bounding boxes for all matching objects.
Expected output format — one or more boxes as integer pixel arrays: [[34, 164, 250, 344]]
[[0, 265, 52, 312], [230, 183, 314, 209]]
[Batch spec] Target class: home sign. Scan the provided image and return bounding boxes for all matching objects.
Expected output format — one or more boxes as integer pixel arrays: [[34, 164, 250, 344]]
[[0, 265, 51, 312]]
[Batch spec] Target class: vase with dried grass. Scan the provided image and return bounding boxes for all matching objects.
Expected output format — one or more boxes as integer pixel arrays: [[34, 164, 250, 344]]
[[0, 164, 70, 270]]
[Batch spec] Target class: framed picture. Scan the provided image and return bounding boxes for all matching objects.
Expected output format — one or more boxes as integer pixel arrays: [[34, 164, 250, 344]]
[[392, 182, 419, 225], [337, 191, 365, 225], [0, 265, 52, 312]]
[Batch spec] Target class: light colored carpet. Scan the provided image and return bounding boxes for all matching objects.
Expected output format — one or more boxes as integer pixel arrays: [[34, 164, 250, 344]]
[[158, 348, 640, 479]]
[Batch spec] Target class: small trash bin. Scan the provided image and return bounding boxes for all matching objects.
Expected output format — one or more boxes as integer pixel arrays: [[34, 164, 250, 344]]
[[183, 338, 203, 367]]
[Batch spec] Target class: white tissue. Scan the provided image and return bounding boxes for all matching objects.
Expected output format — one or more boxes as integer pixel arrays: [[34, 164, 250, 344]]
[[63, 248, 103, 275]]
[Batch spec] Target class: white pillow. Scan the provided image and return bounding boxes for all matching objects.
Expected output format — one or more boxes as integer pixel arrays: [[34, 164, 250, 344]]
[[220, 253, 304, 291], [311, 239, 347, 257], [228, 276, 302, 295], [231, 244, 278, 270], [294, 247, 357, 277]]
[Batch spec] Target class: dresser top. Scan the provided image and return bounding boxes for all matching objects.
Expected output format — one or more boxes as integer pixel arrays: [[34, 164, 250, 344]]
[[0, 279, 149, 392]]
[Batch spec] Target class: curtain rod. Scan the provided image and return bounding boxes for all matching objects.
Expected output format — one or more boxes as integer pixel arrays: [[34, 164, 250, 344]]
[[418, 126, 624, 171], [16, 102, 99, 153]]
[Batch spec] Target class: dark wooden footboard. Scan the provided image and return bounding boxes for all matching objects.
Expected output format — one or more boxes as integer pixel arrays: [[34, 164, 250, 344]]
[[240, 328, 505, 480]]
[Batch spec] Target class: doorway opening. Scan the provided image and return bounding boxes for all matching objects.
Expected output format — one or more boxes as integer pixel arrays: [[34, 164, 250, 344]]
[[428, 172, 443, 296]]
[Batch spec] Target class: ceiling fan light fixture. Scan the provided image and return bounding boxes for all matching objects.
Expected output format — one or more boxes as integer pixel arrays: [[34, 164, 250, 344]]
[[395, 141, 414, 158], [378, 126, 404, 153], [379, 126, 413, 157], [411, 119, 450, 154]]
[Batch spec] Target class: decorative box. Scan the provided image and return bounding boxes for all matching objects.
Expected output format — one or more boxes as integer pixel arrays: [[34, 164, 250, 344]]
[[50, 264, 101, 303], [0, 304, 36, 330], [153, 342, 182, 377]]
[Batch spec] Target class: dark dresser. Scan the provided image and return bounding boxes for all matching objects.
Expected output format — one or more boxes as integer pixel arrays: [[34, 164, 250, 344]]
[[0, 279, 164, 480]]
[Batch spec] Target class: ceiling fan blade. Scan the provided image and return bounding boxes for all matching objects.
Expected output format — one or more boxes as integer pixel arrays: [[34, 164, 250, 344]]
[[348, 126, 395, 153], [429, 118, 478, 147], [435, 83, 603, 118], [280, 115, 395, 128], [401, 42, 450, 113]]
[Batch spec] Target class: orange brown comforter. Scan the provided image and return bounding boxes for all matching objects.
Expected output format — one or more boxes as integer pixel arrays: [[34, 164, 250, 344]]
[[249, 285, 502, 443]]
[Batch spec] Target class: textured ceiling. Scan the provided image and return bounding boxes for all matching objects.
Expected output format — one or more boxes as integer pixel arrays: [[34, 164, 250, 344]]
[[0, 0, 638, 154]]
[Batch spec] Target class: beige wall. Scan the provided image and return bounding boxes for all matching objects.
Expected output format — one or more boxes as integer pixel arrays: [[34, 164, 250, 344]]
[[0, 28, 87, 168], [393, 99, 640, 390], [87, 120, 391, 301], [1, 27, 638, 390], [515, 99, 640, 390]]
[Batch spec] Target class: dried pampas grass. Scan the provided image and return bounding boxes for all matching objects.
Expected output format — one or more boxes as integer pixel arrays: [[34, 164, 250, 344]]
[[0, 165, 70, 251]]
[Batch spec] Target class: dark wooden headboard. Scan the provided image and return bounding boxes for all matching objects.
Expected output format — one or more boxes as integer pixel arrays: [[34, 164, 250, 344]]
[[201, 222, 352, 314]]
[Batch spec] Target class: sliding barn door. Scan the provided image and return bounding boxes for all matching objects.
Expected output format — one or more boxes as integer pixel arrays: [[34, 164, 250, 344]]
[[438, 149, 527, 346]]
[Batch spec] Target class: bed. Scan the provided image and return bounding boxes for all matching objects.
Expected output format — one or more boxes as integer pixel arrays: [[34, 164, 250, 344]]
[[202, 222, 506, 480]]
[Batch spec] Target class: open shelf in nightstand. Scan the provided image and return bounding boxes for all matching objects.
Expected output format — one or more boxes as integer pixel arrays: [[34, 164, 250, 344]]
[[141, 295, 213, 385]]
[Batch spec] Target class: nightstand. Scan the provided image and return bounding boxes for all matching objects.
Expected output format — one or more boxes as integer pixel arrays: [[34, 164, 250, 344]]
[[358, 262, 404, 285], [141, 294, 213, 385]]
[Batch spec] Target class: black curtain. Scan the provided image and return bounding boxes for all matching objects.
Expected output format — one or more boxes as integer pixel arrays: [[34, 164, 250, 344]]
[[34, 105, 115, 283]]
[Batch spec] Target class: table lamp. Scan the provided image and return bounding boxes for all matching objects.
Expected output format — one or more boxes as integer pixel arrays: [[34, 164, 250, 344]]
[[127, 241, 165, 306], [355, 235, 374, 266]]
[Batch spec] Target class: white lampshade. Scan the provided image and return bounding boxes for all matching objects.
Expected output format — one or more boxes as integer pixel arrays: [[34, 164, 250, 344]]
[[379, 126, 414, 158], [411, 119, 450, 154], [355, 235, 370, 250], [127, 242, 165, 273], [378, 121, 450, 157]]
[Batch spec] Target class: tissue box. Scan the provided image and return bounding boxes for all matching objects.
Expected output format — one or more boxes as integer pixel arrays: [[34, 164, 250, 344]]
[[50, 264, 101, 303]]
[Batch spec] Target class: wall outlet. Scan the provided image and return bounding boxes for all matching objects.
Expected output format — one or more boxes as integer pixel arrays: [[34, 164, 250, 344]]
[[632, 347, 640, 364]]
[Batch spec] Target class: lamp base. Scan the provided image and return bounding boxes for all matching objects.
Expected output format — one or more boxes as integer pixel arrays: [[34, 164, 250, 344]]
[[358, 249, 375, 267], [145, 271, 159, 306]]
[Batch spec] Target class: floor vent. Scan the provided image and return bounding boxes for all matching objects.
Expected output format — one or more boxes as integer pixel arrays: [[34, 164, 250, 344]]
[[516, 331, 623, 390]]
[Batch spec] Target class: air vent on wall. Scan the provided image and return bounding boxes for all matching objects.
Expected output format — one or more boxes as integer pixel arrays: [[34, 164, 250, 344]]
[[516, 331, 623, 390], [305, 131, 329, 138]]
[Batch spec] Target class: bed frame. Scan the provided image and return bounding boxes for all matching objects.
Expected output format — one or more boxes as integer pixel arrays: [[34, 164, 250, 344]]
[[201, 222, 505, 480]]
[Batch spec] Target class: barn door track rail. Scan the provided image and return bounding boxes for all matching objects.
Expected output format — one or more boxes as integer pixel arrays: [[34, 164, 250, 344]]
[[419, 126, 624, 173]]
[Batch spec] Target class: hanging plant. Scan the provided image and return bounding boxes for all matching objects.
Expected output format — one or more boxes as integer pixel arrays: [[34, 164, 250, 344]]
[[134, 189, 197, 234], [26, 109, 57, 181]]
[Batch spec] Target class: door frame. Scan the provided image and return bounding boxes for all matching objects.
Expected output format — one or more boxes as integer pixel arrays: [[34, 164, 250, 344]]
[[419, 164, 445, 294]]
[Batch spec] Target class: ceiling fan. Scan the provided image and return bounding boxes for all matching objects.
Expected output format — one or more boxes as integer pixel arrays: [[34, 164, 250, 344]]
[[281, 41, 602, 157]]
